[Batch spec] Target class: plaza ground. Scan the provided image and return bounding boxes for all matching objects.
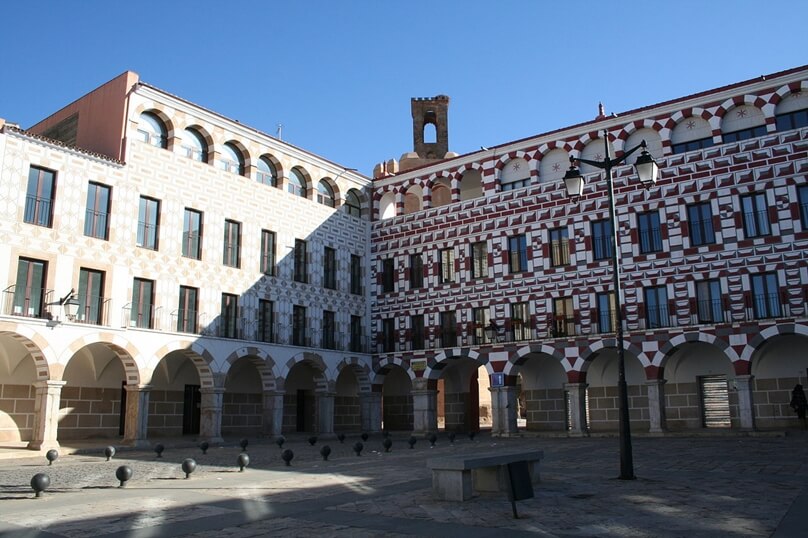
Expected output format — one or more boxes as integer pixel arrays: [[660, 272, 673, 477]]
[[0, 432, 806, 537]]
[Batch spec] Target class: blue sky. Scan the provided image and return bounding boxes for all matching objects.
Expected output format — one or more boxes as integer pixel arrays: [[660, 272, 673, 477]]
[[1, 1, 806, 176]]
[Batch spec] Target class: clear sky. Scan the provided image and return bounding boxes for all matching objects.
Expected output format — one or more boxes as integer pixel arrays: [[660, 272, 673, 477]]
[[1, 1, 806, 176]]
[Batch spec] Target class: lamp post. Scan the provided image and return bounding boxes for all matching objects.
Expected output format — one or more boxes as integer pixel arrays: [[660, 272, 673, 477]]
[[562, 134, 659, 480]]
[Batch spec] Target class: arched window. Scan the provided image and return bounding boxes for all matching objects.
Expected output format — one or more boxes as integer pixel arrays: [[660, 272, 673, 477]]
[[404, 185, 423, 213], [423, 122, 437, 143], [775, 91, 808, 131], [317, 180, 335, 207], [431, 178, 451, 207], [379, 192, 396, 220], [459, 170, 482, 200], [218, 142, 244, 175], [182, 128, 208, 162], [500, 158, 530, 190], [345, 189, 362, 218], [137, 112, 167, 149], [288, 168, 307, 198], [257, 156, 277, 186], [721, 105, 766, 143], [671, 117, 713, 154]]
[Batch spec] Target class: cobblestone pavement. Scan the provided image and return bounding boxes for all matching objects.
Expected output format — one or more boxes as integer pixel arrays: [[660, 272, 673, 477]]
[[0, 432, 806, 537]]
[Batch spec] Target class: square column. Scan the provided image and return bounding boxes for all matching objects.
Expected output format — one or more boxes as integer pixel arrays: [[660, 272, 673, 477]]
[[564, 382, 589, 437], [360, 392, 382, 433], [412, 380, 437, 435], [734, 375, 756, 431], [123, 384, 152, 448], [200, 387, 225, 443], [490, 386, 518, 436], [28, 380, 66, 451], [262, 391, 284, 437], [317, 392, 335, 435], [645, 379, 667, 433]]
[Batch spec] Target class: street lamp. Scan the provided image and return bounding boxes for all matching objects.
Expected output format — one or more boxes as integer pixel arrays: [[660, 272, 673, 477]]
[[46, 288, 80, 326], [562, 134, 659, 480]]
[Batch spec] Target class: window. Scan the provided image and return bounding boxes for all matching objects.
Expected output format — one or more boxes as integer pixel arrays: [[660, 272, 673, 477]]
[[84, 182, 111, 240], [323, 310, 336, 349], [294, 239, 307, 283], [256, 156, 277, 186], [350, 255, 362, 295], [637, 211, 662, 254], [182, 209, 203, 260], [317, 180, 335, 207], [381, 318, 395, 352], [688, 203, 715, 246], [24, 166, 56, 227], [381, 258, 394, 293], [323, 247, 337, 289], [345, 189, 362, 218], [471, 242, 488, 278], [511, 302, 529, 341], [552, 297, 574, 337], [177, 286, 198, 333], [508, 234, 528, 273], [740, 193, 771, 238], [549, 228, 569, 266], [776, 108, 808, 131], [292, 305, 307, 346], [136, 112, 167, 148], [260, 230, 276, 275], [672, 137, 714, 154], [409, 254, 424, 289], [800, 185, 808, 230], [223, 220, 241, 268], [131, 278, 154, 329], [592, 220, 613, 260], [13, 258, 47, 318], [137, 196, 160, 250], [288, 168, 307, 198], [722, 125, 767, 143], [472, 307, 489, 345], [644, 286, 670, 329], [218, 142, 243, 175], [221, 293, 239, 338], [501, 158, 530, 191], [696, 279, 723, 324], [440, 248, 455, 283], [440, 311, 457, 347], [258, 299, 274, 343], [751, 272, 781, 319], [596, 292, 616, 334], [181, 128, 207, 162], [350, 315, 363, 352], [410, 314, 425, 350], [77, 268, 105, 325]]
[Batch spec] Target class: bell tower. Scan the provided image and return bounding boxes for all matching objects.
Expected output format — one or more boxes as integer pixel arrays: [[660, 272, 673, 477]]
[[411, 95, 450, 160]]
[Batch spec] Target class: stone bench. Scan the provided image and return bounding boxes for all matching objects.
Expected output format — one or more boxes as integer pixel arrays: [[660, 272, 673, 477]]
[[427, 450, 544, 501]]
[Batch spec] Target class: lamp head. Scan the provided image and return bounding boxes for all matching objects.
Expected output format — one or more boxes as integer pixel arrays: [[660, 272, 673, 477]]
[[562, 156, 584, 197], [634, 141, 659, 187]]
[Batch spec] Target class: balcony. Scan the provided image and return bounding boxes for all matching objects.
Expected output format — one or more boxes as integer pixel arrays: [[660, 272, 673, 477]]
[[2, 285, 54, 319]]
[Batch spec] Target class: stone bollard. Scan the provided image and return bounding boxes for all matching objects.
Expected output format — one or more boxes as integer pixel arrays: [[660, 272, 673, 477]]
[[182, 458, 197, 479], [31, 473, 50, 498], [408, 436, 417, 449], [104, 446, 116, 461], [353, 441, 363, 456], [320, 445, 331, 461], [240, 438, 249, 452], [281, 449, 294, 466], [428, 433, 437, 447], [237, 452, 250, 472], [45, 449, 58, 466], [382, 438, 392, 453], [116, 465, 133, 487], [308, 436, 318, 446], [275, 436, 285, 449], [199, 441, 209, 455], [337, 433, 345, 444], [154, 444, 165, 458]]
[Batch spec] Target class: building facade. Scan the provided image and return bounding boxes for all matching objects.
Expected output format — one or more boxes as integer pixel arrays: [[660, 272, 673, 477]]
[[1, 66, 807, 450]]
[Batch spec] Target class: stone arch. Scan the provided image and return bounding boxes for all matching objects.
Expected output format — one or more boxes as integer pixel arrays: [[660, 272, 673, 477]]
[[503, 343, 566, 377], [715, 94, 770, 120], [740, 323, 808, 363], [334, 356, 372, 394], [654, 332, 737, 371], [771, 81, 808, 106], [222, 347, 278, 391], [378, 190, 397, 220], [424, 348, 489, 381], [0, 328, 52, 381], [257, 152, 283, 186], [219, 139, 250, 176], [132, 105, 175, 146], [282, 351, 328, 392], [58, 332, 141, 385], [288, 165, 312, 199], [372, 356, 416, 386], [576, 338, 649, 373], [149, 340, 216, 388]]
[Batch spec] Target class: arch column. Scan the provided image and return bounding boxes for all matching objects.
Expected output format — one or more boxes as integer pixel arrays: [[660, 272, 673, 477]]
[[734, 375, 756, 431], [200, 387, 225, 443], [412, 378, 437, 434], [646, 379, 667, 433], [360, 391, 382, 433], [490, 386, 519, 436], [565, 382, 589, 437], [317, 392, 335, 435], [28, 380, 66, 451], [123, 384, 152, 448], [262, 390, 284, 437]]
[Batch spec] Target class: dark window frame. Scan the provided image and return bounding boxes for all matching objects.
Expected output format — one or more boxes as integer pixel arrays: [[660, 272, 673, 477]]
[[223, 219, 242, 268], [24, 166, 56, 228], [508, 234, 528, 273], [137, 196, 160, 250]]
